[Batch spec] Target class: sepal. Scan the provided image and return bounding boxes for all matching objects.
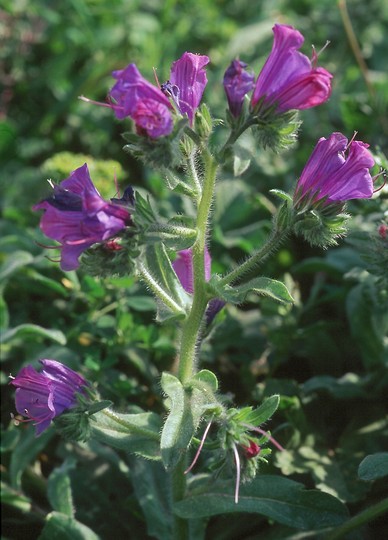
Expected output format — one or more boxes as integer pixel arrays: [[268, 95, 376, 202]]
[[293, 206, 350, 247], [79, 228, 140, 277], [123, 117, 188, 170], [270, 191, 295, 231], [208, 275, 294, 305], [251, 106, 301, 152], [194, 103, 213, 140], [54, 396, 112, 442]]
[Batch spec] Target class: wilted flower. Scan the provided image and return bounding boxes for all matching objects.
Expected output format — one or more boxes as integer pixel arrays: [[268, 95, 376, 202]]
[[251, 24, 332, 114], [294, 132, 375, 209], [10, 360, 88, 436], [164, 52, 210, 125], [173, 248, 225, 323], [33, 164, 132, 271], [109, 64, 173, 138], [223, 59, 255, 117]]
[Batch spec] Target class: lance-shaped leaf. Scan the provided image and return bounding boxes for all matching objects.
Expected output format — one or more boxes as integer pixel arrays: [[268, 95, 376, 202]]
[[233, 395, 280, 426], [208, 275, 294, 305], [358, 453, 388, 481], [47, 458, 76, 517], [141, 243, 192, 323], [90, 409, 162, 460], [173, 475, 349, 529], [38, 511, 100, 540], [160, 373, 217, 470]]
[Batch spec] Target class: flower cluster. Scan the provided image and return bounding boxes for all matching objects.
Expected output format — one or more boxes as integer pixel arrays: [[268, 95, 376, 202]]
[[108, 52, 209, 138], [223, 24, 333, 119], [10, 360, 88, 436]]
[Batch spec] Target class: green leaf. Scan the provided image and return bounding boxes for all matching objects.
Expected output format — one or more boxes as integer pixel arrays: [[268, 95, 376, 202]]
[[38, 511, 100, 540], [358, 453, 388, 481], [90, 409, 161, 460], [233, 144, 251, 176], [0, 250, 33, 282], [0, 324, 67, 346], [47, 459, 76, 517], [209, 276, 294, 305], [160, 373, 193, 470], [0, 286, 9, 330], [235, 395, 280, 426], [0, 481, 31, 512], [346, 281, 386, 369], [192, 369, 219, 393], [10, 426, 54, 489], [142, 243, 191, 323], [160, 373, 214, 470], [269, 189, 293, 203], [128, 457, 172, 540], [174, 475, 349, 529]]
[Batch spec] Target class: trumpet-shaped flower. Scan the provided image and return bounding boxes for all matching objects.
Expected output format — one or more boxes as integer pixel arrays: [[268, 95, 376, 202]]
[[34, 164, 131, 271], [10, 360, 88, 436], [109, 63, 173, 137], [294, 132, 375, 208], [251, 24, 332, 114], [223, 59, 255, 117], [167, 52, 210, 125]]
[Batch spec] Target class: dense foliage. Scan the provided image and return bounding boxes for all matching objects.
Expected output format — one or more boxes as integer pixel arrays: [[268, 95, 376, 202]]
[[1, 0, 387, 539]]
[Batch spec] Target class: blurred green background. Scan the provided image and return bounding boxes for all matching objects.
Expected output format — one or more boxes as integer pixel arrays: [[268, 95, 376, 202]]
[[1, 0, 387, 538]]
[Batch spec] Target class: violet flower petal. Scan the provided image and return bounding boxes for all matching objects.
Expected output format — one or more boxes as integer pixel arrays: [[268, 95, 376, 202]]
[[169, 52, 210, 125], [10, 361, 87, 436], [33, 164, 131, 271], [223, 59, 255, 117], [252, 24, 332, 112], [295, 132, 375, 206]]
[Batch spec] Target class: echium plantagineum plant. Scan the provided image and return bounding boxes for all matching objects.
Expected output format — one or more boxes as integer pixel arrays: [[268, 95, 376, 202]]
[[10, 23, 382, 540]]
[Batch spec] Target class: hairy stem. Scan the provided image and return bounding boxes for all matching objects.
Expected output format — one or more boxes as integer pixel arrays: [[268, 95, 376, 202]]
[[218, 227, 290, 287], [178, 148, 217, 383]]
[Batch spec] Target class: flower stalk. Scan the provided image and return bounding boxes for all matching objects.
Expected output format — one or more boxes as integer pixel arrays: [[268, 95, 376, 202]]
[[178, 148, 218, 383]]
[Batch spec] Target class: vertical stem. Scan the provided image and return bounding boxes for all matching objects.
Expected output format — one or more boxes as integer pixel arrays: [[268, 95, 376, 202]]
[[171, 148, 218, 540], [178, 148, 218, 383], [171, 458, 189, 540]]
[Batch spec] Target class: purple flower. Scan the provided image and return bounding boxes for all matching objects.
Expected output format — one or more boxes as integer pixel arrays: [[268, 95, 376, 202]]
[[109, 63, 173, 138], [173, 248, 224, 323], [223, 59, 255, 117], [10, 360, 88, 436], [167, 52, 210, 125], [294, 132, 375, 208], [251, 24, 332, 114], [33, 164, 131, 271]]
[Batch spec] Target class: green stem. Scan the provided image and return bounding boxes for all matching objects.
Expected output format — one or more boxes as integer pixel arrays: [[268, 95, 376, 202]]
[[170, 148, 218, 540], [217, 117, 256, 163], [171, 458, 189, 540], [178, 148, 218, 383], [326, 497, 388, 540], [218, 227, 290, 287]]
